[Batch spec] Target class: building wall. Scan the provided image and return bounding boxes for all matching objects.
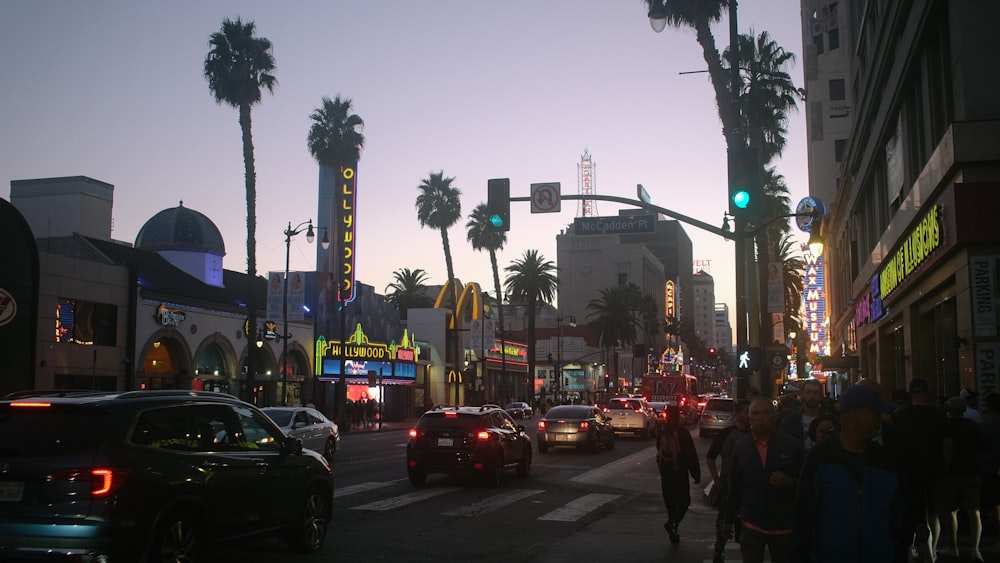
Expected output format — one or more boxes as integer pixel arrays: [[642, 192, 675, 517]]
[[692, 271, 717, 348]]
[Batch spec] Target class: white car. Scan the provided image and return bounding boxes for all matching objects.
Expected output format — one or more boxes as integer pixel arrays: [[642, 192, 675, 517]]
[[262, 406, 340, 462]]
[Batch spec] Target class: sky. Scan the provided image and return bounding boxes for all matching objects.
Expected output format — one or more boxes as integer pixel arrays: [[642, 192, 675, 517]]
[[1, 1, 810, 330]]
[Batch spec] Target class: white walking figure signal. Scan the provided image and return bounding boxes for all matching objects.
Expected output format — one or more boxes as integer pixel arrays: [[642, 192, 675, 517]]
[[738, 351, 751, 369]]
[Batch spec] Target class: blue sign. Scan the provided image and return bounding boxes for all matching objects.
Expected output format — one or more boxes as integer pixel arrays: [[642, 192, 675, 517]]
[[574, 215, 656, 235]]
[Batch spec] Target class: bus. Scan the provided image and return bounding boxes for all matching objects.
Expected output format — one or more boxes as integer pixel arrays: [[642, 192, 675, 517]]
[[640, 374, 699, 423]]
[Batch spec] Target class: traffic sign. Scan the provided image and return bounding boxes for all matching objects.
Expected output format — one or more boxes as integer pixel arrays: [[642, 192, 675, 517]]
[[574, 215, 656, 235], [767, 347, 789, 371], [530, 183, 561, 213]]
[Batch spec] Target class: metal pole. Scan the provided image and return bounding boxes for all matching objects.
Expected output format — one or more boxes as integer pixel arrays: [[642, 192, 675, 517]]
[[282, 222, 291, 407], [378, 366, 383, 431], [729, 0, 750, 400]]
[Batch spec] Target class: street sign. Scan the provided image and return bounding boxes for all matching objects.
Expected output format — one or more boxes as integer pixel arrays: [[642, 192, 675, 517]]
[[767, 347, 789, 371], [574, 215, 656, 235], [530, 183, 561, 213], [795, 196, 826, 232]]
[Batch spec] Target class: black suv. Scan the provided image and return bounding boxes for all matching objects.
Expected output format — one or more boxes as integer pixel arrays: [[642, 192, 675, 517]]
[[0, 390, 335, 561], [406, 405, 532, 486]]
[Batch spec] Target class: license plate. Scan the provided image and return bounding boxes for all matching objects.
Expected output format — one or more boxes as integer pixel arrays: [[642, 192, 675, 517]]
[[554, 434, 567, 442], [0, 482, 24, 502], [437, 437, 454, 447]]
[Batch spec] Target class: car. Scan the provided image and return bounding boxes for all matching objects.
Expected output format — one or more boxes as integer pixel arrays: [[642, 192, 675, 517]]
[[406, 405, 532, 487], [647, 400, 669, 423], [262, 406, 340, 462], [536, 404, 615, 453], [699, 396, 736, 437], [504, 401, 533, 419], [0, 389, 334, 561], [606, 397, 655, 439]]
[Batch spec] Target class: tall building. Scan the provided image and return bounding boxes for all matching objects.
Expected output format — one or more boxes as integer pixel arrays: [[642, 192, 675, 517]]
[[714, 303, 734, 357], [692, 271, 717, 349], [802, 0, 1000, 401]]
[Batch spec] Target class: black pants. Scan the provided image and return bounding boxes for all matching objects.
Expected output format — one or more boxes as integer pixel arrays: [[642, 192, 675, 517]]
[[659, 466, 690, 525]]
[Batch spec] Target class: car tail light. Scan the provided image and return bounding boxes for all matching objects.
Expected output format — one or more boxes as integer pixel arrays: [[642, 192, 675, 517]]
[[10, 401, 51, 408], [47, 467, 131, 497], [476, 431, 491, 441], [579, 421, 589, 430], [679, 396, 687, 406], [537, 421, 546, 430], [408, 428, 419, 439], [445, 412, 458, 418]]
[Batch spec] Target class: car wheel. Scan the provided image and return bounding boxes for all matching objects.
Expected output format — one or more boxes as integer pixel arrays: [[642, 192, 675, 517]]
[[408, 466, 427, 486], [483, 455, 503, 487], [148, 509, 201, 563], [516, 447, 531, 477], [323, 437, 336, 462], [286, 486, 331, 553], [538, 441, 548, 454]]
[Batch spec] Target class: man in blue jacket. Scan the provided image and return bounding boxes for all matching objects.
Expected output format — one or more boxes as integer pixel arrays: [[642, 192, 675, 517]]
[[792, 382, 909, 562], [722, 397, 803, 563]]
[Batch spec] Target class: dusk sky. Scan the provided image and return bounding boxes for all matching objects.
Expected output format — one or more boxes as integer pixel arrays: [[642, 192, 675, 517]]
[[1, 1, 810, 334]]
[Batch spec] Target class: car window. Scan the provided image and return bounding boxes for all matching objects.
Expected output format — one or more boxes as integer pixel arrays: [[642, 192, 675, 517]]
[[306, 410, 325, 424], [294, 411, 310, 426], [133, 404, 239, 452], [706, 399, 733, 411], [416, 413, 481, 431], [0, 404, 114, 456], [262, 409, 292, 426], [230, 405, 283, 452]]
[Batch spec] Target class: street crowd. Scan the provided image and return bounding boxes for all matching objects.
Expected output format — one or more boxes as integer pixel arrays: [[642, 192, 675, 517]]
[[654, 378, 1000, 563]]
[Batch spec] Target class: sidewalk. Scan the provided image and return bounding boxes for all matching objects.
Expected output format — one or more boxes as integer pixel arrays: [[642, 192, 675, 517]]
[[338, 418, 416, 435]]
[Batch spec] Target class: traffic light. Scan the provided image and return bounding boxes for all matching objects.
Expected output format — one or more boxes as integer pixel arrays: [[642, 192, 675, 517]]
[[708, 347, 717, 360], [736, 345, 761, 377], [487, 178, 510, 231], [728, 145, 761, 216], [604, 373, 611, 389]]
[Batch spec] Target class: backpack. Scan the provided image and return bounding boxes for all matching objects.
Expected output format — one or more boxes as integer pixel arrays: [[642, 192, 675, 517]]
[[657, 428, 681, 471]]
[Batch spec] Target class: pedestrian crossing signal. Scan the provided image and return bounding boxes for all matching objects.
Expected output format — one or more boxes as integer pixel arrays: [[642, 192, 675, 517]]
[[736, 346, 761, 376]]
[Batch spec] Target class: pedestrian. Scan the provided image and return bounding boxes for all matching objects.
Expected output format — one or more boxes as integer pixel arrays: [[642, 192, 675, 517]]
[[366, 397, 377, 428], [962, 388, 984, 423], [940, 395, 986, 561], [792, 382, 909, 562], [806, 413, 838, 445], [980, 393, 1000, 554], [892, 377, 947, 561], [779, 378, 825, 451], [722, 397, 803, 563], [705, 399, 751, 563], [656, 405, 701, 546]]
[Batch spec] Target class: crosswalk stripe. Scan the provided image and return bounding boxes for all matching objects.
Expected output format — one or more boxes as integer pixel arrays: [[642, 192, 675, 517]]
[[334, 481, 394, 499], [537, 493, 621, 522], [442, 489, 545, 517], [350, 486, 462, 511]]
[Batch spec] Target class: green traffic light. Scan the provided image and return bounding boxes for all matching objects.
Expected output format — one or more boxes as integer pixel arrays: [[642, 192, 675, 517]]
[[489, 214, 505, 228], [732, 190, 751, 209]]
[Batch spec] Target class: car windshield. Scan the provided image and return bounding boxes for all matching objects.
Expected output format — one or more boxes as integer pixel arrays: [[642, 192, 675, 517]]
[[261, 409, 293, 426], [0, 404, 115, 456], [417, 413, 484, 430], [545, 406, 589, 419], [505, 403, 523, 409], [608, 399, 641, 410], [705, 399, 732, 411]]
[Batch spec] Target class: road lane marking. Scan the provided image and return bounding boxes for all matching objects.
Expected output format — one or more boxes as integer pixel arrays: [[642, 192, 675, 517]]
[[442, 489, 544, 517], [350, 486, 462, 511], [570, 446, 657, 486], [334, 481, 394, 498], [537, 493, 621, 522]]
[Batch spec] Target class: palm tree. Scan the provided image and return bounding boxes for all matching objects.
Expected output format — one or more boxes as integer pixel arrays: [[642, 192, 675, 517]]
[[504, 250, 557, 401], [204, 17, 276, 402], [384, 268, 434, 321], [307, 95, 365, 419], [586, 284, 643, 382], [467, 203, 507, 402], [415, 172, 462, 301]]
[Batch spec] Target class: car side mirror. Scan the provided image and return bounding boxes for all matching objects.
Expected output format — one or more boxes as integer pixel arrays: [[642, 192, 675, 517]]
[[281, 436, 303, 455]]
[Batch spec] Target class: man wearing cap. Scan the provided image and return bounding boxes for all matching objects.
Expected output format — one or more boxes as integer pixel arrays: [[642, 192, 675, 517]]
[[792, 383, 910, 562]]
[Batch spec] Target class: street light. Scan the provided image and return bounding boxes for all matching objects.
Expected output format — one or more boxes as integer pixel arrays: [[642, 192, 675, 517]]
[[282, 219, 329, 406], [647, 0, 668, 33], [556, 313, 576, 403]]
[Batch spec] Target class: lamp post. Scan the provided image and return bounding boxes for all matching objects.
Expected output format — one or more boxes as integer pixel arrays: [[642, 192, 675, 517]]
[[282, 219, 329, 406]]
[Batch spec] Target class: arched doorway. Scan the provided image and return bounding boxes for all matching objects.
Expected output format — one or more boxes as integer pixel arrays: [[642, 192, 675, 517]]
[[139, 335, 191, 390]]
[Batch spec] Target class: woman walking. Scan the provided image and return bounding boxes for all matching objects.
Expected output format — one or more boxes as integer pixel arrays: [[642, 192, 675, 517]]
[[656, 405, 701, 544]]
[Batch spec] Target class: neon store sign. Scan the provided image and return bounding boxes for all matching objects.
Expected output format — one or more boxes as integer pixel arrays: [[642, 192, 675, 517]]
[[316, 324, 420, 382], [803, 254, 827, 355], [338, 165, 358, 303]]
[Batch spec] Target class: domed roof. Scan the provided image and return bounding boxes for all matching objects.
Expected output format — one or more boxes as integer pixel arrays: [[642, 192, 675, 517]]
[[135, 201, 225, 255]]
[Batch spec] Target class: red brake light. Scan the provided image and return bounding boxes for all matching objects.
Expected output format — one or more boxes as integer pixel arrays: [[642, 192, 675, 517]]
[[10, 401, 51, 408], [445, 412, 458, 418], [538, 421, 546, 430], [579, 421, 590, 430], [476, 431, 490, 441], [408, 428, 419, 439], [48, 467, 130, 497], [679, 396, 687, 406]]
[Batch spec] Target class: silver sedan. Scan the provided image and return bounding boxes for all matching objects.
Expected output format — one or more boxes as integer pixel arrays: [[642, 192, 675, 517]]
[[262, 406, 340, 462]]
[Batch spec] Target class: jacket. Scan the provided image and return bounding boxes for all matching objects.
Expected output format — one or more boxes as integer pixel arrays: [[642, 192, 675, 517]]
[[725, 429, 802, 531], [792, 436, 908, 563]]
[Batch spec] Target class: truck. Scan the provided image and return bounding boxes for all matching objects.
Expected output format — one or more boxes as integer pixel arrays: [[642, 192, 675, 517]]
[[640, 373, 700, 423]]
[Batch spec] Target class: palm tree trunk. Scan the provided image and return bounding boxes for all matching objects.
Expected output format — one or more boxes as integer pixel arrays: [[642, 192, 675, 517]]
[[240, 102, 259, 404], [526, 295, 537, 403], [694, 19, 740, 151]]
